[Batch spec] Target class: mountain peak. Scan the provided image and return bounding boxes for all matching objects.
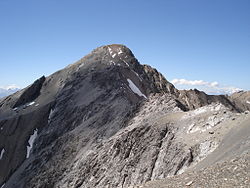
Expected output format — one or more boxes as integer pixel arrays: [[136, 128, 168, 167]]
[[1, 45, 250, 188], [94, 44, 134, 55], [77, 44, 137, 68]]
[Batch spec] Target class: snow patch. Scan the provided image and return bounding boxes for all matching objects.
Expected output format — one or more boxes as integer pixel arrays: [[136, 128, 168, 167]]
[[13, 101, 36, 111], [108, 47, 117, 58], [79, 62, 85, 68], [118, 48, 123, 55], [122, 60, 129, 67], [108, 47, 112, 54], [26, 101, 35, 107], [246, 101, 250, 104], [0, 148, 5, 160], [0, 183, 5, 188], [26, 129, 38, 158], [127, 79, 147, 99]]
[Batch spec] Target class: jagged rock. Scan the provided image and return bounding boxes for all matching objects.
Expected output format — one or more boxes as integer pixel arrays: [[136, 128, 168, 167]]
[[13, 76, 45, 108], [142, 65, 177, 94], [176, 89, 240, 112]]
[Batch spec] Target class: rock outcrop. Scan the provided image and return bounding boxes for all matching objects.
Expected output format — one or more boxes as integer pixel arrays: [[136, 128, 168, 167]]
[[13, 76, 45, 108], [229, 91, 250, 112]]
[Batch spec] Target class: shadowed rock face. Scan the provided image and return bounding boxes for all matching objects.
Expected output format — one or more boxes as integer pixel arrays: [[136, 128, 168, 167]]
[[13, 76, 46, 108], [176, 89, 241, 112], [0, 44, 248, 188]]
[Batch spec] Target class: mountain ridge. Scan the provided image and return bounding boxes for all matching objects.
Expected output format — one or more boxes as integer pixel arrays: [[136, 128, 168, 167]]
[[0, 44, 249, 188]]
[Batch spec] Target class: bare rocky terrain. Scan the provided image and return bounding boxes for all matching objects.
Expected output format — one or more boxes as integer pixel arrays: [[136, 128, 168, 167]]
[[0, 44, 249, 188], [132, 114, 250, 188], [132, 153, 250, 188]]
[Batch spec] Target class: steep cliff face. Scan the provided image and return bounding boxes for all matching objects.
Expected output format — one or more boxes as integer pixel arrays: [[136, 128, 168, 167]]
[[0, 44, 248, 188], [142, 65, 177, 94]]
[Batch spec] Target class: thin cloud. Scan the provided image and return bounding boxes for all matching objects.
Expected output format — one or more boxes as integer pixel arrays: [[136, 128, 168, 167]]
[[171, 79, 219, 87], [0, 84, 21, 90], [171, 78, 242, 94], [0, 84, 21, 98]]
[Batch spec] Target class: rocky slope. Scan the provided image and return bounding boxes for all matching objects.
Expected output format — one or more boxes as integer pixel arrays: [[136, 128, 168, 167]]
[[132, 114, 250, 188], [132, 153, 250, 188], [229, 91, 250, 112], [0, 44, 249, 188]]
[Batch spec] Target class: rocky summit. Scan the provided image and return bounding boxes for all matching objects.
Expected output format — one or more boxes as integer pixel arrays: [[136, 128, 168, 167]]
[[0, 44, 249, 188]]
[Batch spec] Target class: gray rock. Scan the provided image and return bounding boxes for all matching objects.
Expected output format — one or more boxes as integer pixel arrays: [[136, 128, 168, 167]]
[[0, 44, 249, 188]]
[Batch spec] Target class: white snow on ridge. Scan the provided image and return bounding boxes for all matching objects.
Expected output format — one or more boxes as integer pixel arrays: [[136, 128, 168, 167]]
[[13, 101, 36, 111], [108, 47, 112, 54], [127, 79, 147, 99], [122, 60, 129, 67], [108, 47, 118, 58], [246, 101, 250, 104], [26, 101, 35, 106], [118, 48, 123, 55], [26, 129, 38, 158], [13, 107, 18, 111], [79, 63, 84, 68], [0, 148, 5, 160]]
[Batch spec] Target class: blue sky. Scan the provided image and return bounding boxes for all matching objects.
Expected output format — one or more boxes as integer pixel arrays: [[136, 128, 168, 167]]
[[0, 0, 249, 94]]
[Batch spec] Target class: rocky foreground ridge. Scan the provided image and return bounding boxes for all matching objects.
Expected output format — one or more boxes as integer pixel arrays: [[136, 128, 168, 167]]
[[0, 44, 249, 188]]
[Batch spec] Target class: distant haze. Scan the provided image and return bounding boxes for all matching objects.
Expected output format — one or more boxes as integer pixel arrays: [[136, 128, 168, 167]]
[[0, 86, 20, 98]]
